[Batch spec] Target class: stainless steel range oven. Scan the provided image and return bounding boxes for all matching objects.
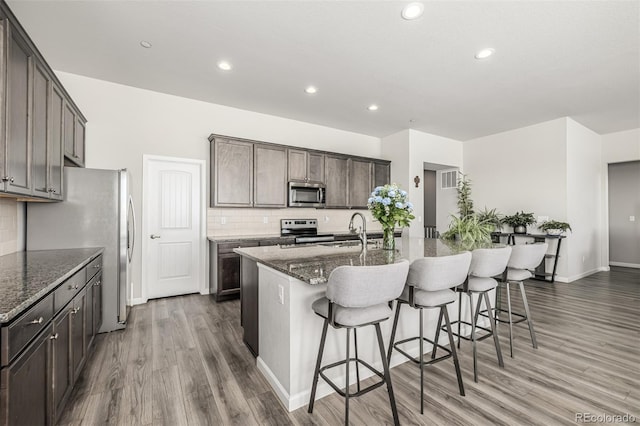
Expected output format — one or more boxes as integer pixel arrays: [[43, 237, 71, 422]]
[[280, 219, 334, 244]]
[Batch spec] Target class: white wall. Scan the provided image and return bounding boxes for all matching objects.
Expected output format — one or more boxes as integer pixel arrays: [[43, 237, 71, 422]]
[[566, 119, 603, 280], [409, 130, 463, 237], [381, 129, 463, 237], [602, 128, 640, 163], [55, 71, 380, 301], [464, 118, 571, 278]]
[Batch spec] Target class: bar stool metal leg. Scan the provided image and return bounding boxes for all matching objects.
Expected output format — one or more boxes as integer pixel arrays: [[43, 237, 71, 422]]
[[519, 281, 538, 349], [387, 302, 402, 363], [506, 282, 514, 357], [354, 329, 361, 393], [484, 292, 504, 368], [471, 292, 482, 382], [431, 306, 444, 359], [308, 319, 329, 413], [457, 292, 462, 349], [419, 308, 424, 414], [442, 306, 465, 396], [375, 323, 400, 426], [344, 328, 351, 426]]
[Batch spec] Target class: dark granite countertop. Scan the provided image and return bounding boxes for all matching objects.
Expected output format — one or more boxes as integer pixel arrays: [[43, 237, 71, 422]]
[[235, 236, 498, 285], [207, 230, 396, 243], [0, 248, 104, 323]]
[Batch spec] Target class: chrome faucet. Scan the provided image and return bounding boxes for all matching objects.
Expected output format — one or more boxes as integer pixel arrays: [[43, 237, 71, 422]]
[[349, 212, 367, 249]]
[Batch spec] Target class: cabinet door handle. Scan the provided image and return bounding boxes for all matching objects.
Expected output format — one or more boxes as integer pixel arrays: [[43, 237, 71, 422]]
[[94, 280, 101, 287], [93, 264, 101, 269], [150, 234, 161, 239], [2, 176, 14, 183], [71, 307, 80, 315], [68, 283, 79, 290], [49, 333, 59, 340], [28, 317, 44, 325]]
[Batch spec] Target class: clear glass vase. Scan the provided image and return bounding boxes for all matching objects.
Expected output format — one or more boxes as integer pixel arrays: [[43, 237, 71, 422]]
[[382, 227, 395, 251]]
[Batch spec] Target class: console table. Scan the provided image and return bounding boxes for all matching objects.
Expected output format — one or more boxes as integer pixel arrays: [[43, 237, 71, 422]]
[[491, 232, 565, 283]]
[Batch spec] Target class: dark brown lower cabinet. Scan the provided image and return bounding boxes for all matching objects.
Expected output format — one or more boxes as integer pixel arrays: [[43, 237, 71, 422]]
[[70, 289, 86, 382], [92, 273, 103, 337], [210, 241, 259, 302], [52, 309, 71, 421], [1, 324, 53, 426], [0, 255, 102, 426]]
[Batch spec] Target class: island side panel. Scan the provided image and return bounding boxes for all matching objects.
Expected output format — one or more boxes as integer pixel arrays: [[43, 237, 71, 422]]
[[256, 264, 292, 408]]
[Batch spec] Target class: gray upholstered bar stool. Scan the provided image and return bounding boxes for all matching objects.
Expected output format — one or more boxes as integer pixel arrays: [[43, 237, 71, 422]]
[[387, 252, 471, 414], [449, 246, 511, 382], [493, 243, 548, 357], [307, 260, 410, 426]]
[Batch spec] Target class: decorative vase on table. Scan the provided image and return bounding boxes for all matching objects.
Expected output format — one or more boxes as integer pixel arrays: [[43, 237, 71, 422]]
[[367, 184, 415, 251], [382, 226, 396, 250]]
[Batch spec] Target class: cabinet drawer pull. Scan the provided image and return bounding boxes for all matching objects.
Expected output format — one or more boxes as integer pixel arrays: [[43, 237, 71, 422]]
[[2, 176, 14, 183], [71, 307, 80, 315], [68, 283, 79, 290], [94, 280, 101, 286], [28, 317, 44, 325], [93, 264, 101, 269], [50, 333, 59, 340]]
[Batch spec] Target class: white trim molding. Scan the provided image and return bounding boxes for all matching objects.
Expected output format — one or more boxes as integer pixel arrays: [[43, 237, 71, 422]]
[[609, 262, 640, 269]]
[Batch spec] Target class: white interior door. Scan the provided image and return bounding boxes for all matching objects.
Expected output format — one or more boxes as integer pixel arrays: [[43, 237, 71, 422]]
[[143, 156, 203, 299]]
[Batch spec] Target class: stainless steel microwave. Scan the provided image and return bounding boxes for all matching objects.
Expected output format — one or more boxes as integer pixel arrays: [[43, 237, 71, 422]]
[[288, 182, 325, 207]]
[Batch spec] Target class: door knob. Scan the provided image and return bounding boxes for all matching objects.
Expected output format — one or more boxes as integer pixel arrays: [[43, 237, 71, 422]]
[[150, 234, 161, 239]]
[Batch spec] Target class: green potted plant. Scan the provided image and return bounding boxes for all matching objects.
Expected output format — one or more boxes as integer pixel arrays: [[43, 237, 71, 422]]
[[442, 215, 493, 244], [503, 211, 536, 234], [539, 220, 572, 236], [477, 207, 504, 232]]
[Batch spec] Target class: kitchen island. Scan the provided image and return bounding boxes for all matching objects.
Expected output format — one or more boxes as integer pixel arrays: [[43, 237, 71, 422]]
[[235, 236, 495, 411]]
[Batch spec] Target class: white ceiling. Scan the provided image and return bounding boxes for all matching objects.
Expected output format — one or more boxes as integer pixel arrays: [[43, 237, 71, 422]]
[[7, 0, 640, 141]]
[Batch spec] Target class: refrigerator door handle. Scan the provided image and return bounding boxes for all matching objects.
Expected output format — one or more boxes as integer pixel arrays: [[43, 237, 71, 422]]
[[128, 195, 136, 263]]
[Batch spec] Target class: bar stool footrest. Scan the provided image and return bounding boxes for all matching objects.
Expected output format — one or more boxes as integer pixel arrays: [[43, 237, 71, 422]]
[[479, 308, 528, 324], [318, 357, 385, 398], [392, 336, 453, 366], [445, 319, 494, 342]]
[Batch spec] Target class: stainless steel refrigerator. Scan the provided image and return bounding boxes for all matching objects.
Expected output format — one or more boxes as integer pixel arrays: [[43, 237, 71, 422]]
[[26, 167, 135, 333]]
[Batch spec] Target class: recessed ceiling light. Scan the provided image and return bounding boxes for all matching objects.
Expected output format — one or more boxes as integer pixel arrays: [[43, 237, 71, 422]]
[[140, 41, 152, 48], [368, 104, 379, 111], [475, 48, 495, 59], [305, 86, 317, 94], [217, 61, 232, 71], [401, 2, 424, 20]]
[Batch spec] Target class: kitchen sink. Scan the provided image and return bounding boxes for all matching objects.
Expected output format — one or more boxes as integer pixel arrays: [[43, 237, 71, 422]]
[[316, 239, 382, 249]]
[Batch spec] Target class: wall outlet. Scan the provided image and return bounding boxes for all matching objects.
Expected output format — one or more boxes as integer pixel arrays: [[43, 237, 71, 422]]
[[278, 285, 284, 305], [220, 217, 226, 225], [630, 216, 636, 222], [537, 216, 549, 223], [263, 216, 269, 224]]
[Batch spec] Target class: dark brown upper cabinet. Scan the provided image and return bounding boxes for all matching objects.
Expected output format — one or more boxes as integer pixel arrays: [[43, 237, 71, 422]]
[[348, 158, 372, 208], [288, 148, 325, 184], [0, 2, 86, 201]]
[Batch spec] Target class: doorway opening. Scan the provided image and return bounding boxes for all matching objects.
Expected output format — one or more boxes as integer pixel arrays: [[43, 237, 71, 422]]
[[423, 162, 459, 238]]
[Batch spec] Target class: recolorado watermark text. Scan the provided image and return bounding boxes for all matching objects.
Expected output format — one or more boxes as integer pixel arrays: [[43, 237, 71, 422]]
[[575, 413, 637, 423]]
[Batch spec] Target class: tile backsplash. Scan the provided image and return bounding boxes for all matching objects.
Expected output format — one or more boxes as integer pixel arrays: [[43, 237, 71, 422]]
[[0, 198, 18, 256], [207, 208, 383, 237]]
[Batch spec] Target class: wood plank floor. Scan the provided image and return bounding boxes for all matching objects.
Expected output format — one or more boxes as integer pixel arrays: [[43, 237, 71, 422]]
[[59, 267, 640, 425]]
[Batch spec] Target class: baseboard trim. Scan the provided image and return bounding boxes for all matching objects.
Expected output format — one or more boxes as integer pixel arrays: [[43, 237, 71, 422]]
[[130, 297, 147, 306], [609, 262, 640, 269], [565, 267, 610, 283]]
